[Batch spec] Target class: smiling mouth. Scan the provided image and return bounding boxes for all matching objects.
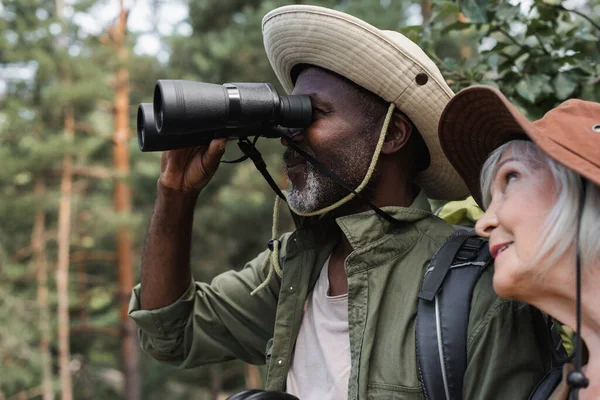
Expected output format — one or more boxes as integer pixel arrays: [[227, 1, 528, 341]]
[[491, 242, 513, 259]]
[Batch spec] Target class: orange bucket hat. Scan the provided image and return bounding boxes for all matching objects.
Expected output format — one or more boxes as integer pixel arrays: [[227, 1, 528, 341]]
[[438, 85, 600, 206]]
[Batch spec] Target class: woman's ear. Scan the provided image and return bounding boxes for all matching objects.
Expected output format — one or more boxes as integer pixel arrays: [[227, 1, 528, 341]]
[[381, 109, 412, 155]]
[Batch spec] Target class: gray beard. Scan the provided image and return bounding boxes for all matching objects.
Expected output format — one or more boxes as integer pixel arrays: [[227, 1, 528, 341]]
[[285, 164, 330, 213], [283, 140, 378, 214]]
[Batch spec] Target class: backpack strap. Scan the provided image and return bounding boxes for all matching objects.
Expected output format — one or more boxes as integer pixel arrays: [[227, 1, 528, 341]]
[[528, 316, 571, 400], [416, 230, 492, 400]]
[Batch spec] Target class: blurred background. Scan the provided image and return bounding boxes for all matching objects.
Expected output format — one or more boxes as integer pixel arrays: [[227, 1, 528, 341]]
[[0, 0, 598, 398]]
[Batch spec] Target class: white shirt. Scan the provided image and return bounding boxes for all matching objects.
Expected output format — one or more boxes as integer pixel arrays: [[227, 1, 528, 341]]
[[286, 256, 350, 400]]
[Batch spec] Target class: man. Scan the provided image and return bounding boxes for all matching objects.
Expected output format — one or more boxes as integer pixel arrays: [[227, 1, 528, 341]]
[[129, 5, 552, 399]]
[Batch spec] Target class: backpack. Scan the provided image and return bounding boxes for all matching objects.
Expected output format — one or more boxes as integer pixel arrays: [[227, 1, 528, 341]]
[[415, 228, 569, 400]]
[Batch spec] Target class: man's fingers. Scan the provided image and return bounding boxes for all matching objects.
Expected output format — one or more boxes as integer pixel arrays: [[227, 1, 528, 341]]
[[201, 138, 227, 177]]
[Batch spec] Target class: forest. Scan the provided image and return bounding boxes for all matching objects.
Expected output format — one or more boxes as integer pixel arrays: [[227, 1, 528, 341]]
[[0, 0, 598, 398]]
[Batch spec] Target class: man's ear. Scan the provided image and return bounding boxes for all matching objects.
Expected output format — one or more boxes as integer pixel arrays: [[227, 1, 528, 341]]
[[381, 109, 412, 155]]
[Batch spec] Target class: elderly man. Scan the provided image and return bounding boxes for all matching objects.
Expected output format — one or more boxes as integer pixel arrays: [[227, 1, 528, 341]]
[[129, 5, 552, 399]]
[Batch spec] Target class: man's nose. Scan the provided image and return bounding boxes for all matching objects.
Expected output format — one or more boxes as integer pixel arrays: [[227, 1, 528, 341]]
[[280, 129, 305, 147], [475, 207, 499, 239]]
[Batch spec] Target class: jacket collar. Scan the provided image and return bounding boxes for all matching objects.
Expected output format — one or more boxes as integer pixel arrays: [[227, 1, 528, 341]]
[[334, 190, 433, 250]]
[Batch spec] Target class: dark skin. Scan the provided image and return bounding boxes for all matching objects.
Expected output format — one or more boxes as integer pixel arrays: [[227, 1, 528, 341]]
[[140, 67, 417, 309], [287, 68, 416, 296]]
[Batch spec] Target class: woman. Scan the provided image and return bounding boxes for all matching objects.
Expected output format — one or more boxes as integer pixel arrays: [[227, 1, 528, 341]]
[[438, 85, 600, 399]]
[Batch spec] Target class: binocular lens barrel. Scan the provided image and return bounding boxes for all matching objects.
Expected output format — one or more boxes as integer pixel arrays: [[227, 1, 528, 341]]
[[137, 80, 312, 152], [137, 104, 213, 152], [154, 80, 312, 136]]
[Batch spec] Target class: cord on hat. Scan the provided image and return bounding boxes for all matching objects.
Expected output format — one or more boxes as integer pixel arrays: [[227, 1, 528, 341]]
[[567, 177, 590, 398], [287, 103, 395, 217], [251, 103, 396, 294]]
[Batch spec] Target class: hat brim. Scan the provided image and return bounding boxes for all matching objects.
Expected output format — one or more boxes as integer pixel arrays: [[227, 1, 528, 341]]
[[439, 85, 600, 207], [262, 5, 468, 200]]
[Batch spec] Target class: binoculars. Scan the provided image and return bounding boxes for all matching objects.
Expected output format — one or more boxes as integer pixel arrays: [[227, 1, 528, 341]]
[[137, 80, 313, 152]]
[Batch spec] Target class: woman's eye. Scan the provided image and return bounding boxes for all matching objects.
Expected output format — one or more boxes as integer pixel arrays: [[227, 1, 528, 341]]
[[505, 172, 518, 185]]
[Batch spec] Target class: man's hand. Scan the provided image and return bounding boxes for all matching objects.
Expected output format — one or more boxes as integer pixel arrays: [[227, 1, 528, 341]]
[[139, 137, 227, 310], [159, 138, 228, 193]]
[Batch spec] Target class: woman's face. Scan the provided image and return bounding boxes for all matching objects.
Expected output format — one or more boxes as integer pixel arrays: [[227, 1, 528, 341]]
[[475, 147, 558, 300]]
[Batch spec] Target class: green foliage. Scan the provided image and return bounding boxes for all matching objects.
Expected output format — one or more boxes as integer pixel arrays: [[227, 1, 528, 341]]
[[407, 0, 600, 118], [1, 0, 599, 398]]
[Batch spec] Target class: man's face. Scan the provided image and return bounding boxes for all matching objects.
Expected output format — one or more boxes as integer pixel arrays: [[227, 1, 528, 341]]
[[282, 67, 381, 213]]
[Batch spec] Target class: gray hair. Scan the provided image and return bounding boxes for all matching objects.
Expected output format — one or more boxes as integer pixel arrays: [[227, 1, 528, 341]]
[[480, 140, 600, 269]]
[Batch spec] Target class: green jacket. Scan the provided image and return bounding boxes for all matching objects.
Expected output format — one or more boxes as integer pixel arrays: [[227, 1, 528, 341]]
[[129, 192, 552, 399]]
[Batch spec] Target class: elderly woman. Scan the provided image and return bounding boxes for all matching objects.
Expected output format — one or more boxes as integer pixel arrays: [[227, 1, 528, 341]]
[[438, 86, 600, 399]]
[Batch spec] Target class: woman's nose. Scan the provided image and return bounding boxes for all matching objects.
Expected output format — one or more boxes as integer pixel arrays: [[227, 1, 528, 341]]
[[475, 208, 499, 238]]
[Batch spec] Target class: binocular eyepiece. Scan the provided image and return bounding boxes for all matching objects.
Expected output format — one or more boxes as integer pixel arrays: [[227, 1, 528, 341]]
[[137, 80, 312, 152]]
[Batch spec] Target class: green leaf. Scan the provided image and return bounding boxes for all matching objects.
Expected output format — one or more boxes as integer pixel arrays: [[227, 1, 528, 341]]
[[493, 2, 521, 21], [553, 73, 577, 100], [458, 0, 489, 23], [516, 75, 545, 103]]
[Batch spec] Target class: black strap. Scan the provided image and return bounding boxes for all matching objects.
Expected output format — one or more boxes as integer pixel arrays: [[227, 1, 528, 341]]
[[417, 232, 474, 302], [221, 136, 260, 164], [236, 138, 287, 201], [416, 230, 492, 400], [529, 366, 565, 400], [528, 316, 571, 400]]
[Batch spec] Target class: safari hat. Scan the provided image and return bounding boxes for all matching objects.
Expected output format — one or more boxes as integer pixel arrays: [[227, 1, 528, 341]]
[[438, 85, 600, 206], [262, 5, 468, 200]]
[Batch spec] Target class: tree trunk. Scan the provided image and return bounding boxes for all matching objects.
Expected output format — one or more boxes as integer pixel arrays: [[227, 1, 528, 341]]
[[421, 0, 433, 26], [244, 364, 262, 389], [33, 179, 54, 400], [209, 365, 223, 400], [56, 1, 74, 398], [112, 2, 140, 399], [57, 108, 74, 400]]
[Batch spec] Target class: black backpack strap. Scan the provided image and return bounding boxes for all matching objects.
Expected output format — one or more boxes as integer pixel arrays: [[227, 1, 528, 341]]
[[528, 316, 571, 400], [416, 230, 492, 400]]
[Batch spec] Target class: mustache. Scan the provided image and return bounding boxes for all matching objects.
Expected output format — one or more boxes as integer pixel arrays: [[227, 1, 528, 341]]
[[282, 146, 316, 165]]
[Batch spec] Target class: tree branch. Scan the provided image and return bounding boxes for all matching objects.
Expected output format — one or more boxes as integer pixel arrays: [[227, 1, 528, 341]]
[[6, 385, 43, 400], [534, 34, 552, 57], [70, 325, 119, 336], [497, 28, 528, 52], [557, 4, 600, 33]]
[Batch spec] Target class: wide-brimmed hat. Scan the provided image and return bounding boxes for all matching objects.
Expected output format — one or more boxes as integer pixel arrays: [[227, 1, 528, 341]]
[[438, 85, 600, 207], [262, 5, 468, 201]]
